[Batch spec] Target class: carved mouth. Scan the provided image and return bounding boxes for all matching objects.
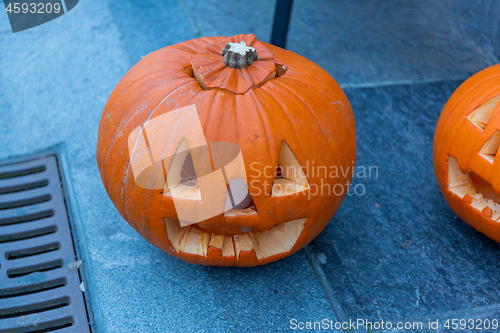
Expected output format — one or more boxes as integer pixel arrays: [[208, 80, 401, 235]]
[[164, 217, 307, 261], [448, 156, 500, 219]]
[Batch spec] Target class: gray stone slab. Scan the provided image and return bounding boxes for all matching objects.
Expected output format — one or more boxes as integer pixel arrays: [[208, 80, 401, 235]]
[[312, 80, 500, 324], [287, 0, 497, 87], [106, 0, 197, 65], [178, 0, 274, 44], [456, 0, 500, 63]]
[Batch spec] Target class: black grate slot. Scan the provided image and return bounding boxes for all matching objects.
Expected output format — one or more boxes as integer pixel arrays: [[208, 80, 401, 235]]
[[0, 154, 91, 332], [0, 165, 46, 180], [0, 316, 74, 333], [0, 225, 57, 243], [0, 179, 49, 195], [0, 277, 67, 299], [0, 194, 52, 210], [0, 296, 70, 319], [0, 209, 55, 226], [6, 241, 61, 260], [7, 259, 64, 278]]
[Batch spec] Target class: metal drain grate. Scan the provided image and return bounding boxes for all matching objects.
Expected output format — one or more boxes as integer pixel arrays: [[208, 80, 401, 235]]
[[0, 154, 90, 332]]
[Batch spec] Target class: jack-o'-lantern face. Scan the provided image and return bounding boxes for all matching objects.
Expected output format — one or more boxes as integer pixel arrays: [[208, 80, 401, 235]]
[[434, 64, 500, 241], [97, 34, 356, 266]]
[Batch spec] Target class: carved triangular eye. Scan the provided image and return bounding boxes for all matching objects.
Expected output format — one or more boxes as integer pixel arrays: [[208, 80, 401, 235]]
[[271, 141, 309, 197], [165, 138, 201, 200], [480, 131, 500, 163], [180, 153, 197, 186], [467, 95, 500, 130]]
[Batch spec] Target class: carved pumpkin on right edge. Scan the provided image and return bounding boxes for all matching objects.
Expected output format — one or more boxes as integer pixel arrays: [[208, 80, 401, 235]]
[[434, 64, 500, 241]]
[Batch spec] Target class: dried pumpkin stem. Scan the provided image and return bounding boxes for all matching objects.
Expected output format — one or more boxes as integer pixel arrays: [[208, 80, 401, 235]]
[[221, 41, 258, 69]]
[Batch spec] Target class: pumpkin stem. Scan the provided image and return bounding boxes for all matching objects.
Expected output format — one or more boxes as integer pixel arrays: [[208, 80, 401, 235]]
[[221, 41, 258, 69]]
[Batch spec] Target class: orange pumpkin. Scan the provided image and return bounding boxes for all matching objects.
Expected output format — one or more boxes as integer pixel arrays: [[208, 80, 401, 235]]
[[96, 34, 356, 266], [434, 64, 500, 242]]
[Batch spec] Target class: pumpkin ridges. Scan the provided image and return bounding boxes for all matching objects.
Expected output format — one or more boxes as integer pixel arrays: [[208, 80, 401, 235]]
[[267, 80, 335, 145], [241, 89, 281, 197], [257, 68, 355, 228], [120, 93, 203, 247], [230, 90, 278, 224], [100, 78, 201, 222], [250, 88, 298, 200], [103, 37, 215, 111], [104, 48, 198, 110], [276, 75, 355, 129], [100, 70, 198, 137], [103, 78, 198, 150], [267, 79, 350, 164], [257, 83, 346, 227], [236, 91, 282, 229], [260, 44, 355, 144], [98, 71, 201, 156], [104, 65, 197, 109], [98, 80, 201, 213], [271, 75, 355, 147], [253, 88, 311, 210]]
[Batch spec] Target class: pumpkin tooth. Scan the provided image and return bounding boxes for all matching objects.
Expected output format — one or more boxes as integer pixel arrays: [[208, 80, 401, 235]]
[[491, 210, 500, 221], [470, 194, 489, 212], [180, 227, 210, 256], [271, 218, 307, 250], [209, 234, 225, 250], [164, 218, 189, 252], [179, 226, 192, 251], [222, 236, 235, 257], [482, 207, 493, 218], [251, 230, 287, 260], [233, 234, 254, 259], [251, 218, 307, 260]]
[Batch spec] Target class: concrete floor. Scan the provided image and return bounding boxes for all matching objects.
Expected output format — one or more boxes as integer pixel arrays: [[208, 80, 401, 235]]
[[0, 0, 499, 332]]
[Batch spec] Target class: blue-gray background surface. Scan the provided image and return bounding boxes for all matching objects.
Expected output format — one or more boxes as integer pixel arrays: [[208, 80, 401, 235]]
[[0, 1, 499, 332]]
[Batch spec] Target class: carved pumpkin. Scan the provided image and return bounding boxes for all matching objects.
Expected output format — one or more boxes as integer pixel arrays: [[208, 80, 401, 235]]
[[434, 64, 500, 242], [96, 34, 356, 266]]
